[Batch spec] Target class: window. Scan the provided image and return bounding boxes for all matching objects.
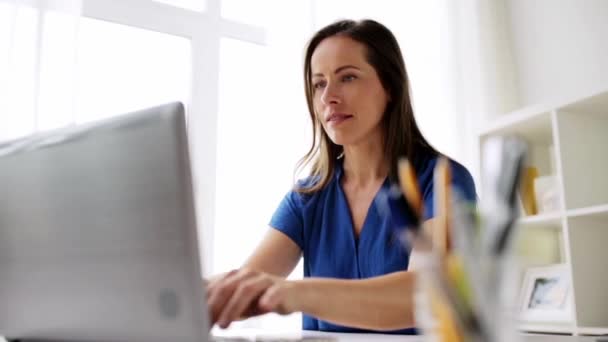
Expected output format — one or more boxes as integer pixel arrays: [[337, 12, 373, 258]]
[[153, 0, 206, 12], [76, 17, 191, 123], [0, 4, 38, 141], [213, 1, 314, 329], [221, 0, 271, 27], [0, 0, 267, 282], [37, 9, 80, 130], [213, 3, 312, 277]]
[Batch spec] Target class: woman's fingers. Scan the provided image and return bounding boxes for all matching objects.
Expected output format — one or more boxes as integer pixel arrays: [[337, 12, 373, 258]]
[[207, 269, 291, 328], [207, 269, 238, 297], [207, 269, 255, 325], [216, 274, 274, 328]]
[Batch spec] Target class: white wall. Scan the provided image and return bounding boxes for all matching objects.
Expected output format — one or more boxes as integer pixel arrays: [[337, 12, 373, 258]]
[[460, 0, 608, 186], [507, 0, 608, 107]]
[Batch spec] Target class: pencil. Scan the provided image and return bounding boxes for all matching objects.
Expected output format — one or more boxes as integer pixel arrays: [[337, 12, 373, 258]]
[[398, 158, 423, 220], [434, 157, 451, 254]]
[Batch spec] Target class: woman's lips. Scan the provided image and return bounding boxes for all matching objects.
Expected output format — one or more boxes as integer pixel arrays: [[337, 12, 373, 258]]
[[327, 113, 353, 126]]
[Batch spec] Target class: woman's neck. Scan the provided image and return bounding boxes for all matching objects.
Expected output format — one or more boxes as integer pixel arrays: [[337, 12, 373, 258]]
[[341, 135, 388, 187]]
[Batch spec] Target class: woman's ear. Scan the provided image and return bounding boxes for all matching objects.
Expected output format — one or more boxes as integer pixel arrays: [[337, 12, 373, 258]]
[[386, 90, 393, 107], [385, 87, 393, 103]]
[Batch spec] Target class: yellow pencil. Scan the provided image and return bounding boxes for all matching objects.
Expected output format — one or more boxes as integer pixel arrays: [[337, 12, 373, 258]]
[[397, 158, 423, 219], [431, 291, 464, 342], [433, 157, 451, 254]]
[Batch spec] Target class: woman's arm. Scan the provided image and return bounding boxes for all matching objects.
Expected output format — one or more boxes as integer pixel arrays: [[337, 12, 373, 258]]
[[257, 220, 437, 330], [207, 228, 301, 281], [213, 270, 418, 331], [242, 228, 302, 277], [256, 219, 436, 331], [212, 220, 435, 330], [275, 271, 417, 331]]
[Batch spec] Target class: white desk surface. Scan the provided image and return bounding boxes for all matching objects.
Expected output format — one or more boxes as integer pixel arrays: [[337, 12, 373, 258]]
[[1, 329, 602, 342], [212, 327, 603, 341], [213, 327, 419, 341]]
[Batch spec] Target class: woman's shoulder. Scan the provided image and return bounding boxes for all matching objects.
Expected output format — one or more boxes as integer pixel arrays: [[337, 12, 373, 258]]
[[415, 153, 472, 178], [416, 154, 477, 201], [285, 175, 322, 204], [288, 173, 338, 206], [447, 159, 476, 199], [295, 175, 322, 190]]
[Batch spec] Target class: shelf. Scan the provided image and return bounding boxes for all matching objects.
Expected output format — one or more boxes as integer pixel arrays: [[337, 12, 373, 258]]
[[479, 110, 553, 145], [519, 323, 574, 334], [479, 113, 557, 183], [566, 203, 608, 219], [519, 212, 563, 225], [480, 88, 608, 335], [479, 87, 608, 137], [515, 213, 564, 267], [558, 89, 608, 116], [555, 104, 608, 210], [567, 215, 608, 329], [577, 326, 608, 335]]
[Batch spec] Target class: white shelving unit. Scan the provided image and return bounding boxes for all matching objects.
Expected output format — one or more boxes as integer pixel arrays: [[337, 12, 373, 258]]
[[478, 88, 608, 336]]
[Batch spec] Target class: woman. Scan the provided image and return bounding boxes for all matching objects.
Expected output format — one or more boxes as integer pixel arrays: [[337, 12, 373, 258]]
[[207, 19, 476, 334]]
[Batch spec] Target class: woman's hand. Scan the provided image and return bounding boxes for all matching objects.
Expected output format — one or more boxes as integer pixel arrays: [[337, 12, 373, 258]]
[[206, 268, 297, 328]]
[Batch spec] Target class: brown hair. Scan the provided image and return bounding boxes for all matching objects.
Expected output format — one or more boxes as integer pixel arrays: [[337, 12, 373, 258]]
[[296, 19, 438, 194]]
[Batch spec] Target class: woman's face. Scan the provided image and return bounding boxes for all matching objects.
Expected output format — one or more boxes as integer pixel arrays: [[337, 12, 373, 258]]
[[310, 36, 390, 147]]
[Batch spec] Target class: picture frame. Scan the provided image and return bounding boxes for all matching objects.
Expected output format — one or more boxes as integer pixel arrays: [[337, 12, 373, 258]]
[[519, 264, 573, 324]]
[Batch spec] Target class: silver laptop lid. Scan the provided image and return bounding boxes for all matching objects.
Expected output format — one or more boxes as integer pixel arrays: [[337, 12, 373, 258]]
[[0, 103, 210, 342]]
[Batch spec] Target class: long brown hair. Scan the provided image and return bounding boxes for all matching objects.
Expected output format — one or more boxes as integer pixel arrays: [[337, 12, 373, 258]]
[[296, 19, 438, 194]]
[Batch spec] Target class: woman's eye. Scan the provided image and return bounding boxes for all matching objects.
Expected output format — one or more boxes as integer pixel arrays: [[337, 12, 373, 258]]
[[342, 74, 357, 82], [313, 81, 326, 90]]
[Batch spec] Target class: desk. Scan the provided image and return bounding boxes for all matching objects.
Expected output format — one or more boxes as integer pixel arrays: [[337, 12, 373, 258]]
[[214, 328, 417, 341], [1, 330, 602, 342], [212, 327, 602, 341]]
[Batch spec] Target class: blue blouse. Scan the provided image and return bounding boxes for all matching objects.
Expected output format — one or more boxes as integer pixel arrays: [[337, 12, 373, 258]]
[[269, 154, 476, 334]]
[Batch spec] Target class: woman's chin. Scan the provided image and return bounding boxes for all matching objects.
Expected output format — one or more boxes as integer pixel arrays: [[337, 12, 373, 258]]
[[328, 133, 356, 147]]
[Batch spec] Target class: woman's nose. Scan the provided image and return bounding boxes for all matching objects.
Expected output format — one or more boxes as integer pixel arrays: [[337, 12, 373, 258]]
[[321, 84, 341, 106]]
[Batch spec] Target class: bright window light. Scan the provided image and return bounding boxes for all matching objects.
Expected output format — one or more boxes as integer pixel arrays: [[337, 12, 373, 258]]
[[212, 1, 315, 329], [214, 0, 314, 277], [215, 36, 306, 329], [38, 9, 80, 131], [153, 0, 206, 12], [0, 5, 38, 141], [76, 17, 191, 123], [214, 37, 273, 274], [221, 0, 272, 27]]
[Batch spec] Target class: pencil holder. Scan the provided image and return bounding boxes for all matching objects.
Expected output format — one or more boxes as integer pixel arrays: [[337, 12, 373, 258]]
[[412, 250, 522, 342], [480, 252, 522, 342], [412, 252, 456, 342]]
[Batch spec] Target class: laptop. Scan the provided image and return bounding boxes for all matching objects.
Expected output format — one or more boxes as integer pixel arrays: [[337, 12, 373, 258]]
[[0, 103, 211, 342]]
